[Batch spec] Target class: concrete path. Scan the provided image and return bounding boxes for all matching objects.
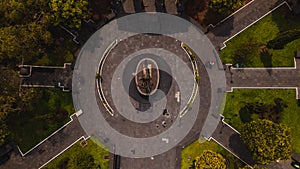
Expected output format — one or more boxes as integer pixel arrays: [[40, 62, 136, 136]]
[[122, 0, 178, 14], [206, 0, 286, 49], [19, 64, 73, 91], [225, 59, 300, 98], [0, 115, 87, 169], [211, 120, 256, 166], [120, 148, 180, 169]]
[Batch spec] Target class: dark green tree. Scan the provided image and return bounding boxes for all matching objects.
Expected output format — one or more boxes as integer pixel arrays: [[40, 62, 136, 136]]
[[0, 67, 19, 146], [0, 123, 9, 146], [209, 0, 246, 14], [0, 22, 52, 65], [193, 150, 226, 169], [0, 0, 26, 26], [0, 67, 19, 118], [241, 119, 292, 164], [0, 0, 49, 27]]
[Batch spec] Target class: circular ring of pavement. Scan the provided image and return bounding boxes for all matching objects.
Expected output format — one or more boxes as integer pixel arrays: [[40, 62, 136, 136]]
[[72, 12, 226, 158]]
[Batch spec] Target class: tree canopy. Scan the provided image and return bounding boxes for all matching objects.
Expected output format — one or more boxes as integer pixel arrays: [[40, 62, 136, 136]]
[[209, 0, 246, 14], [0, 22, 52, 65], [0, 0, 49, 27], [49, 0, 89, 28], [193, 150, 226, 169], [241, 119, 292, 164], [0, 67, 19, 146]]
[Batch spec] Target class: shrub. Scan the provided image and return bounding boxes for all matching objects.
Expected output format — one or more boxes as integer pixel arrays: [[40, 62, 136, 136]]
[[193, 150, 226, 169], [241, 119, 292, 164], [209, 0, 246, 14]]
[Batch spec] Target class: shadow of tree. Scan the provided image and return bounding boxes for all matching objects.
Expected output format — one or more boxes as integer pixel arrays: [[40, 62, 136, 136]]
[[228, 133, 257, 166], [211, 16, 234, 37], [270, 4, 300, 33], [259, 46, 273, 73]]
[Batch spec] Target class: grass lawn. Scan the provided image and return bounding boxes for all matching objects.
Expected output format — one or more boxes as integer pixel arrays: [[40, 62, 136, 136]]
[[181, 140, 245, 169], [223, 89, 300, 153], [7, 88, 74, 152], [43, 138, 110, 169], [220, 5, 300, 67]]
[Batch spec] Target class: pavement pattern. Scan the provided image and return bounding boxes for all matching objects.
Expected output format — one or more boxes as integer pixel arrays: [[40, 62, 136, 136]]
[[72, 12, 226, 168], [3, 0, 299, 168]]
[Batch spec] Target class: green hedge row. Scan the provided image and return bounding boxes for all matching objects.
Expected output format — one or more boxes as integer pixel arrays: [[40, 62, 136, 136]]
[[267, 29, 300, 49]]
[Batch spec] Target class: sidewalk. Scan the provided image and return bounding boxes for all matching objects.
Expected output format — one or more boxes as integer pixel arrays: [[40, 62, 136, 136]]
[[0, 115, 87, 169], [211, 120, 256, 166], [206, 0, 286, 49], [225, 58, 300, 98]]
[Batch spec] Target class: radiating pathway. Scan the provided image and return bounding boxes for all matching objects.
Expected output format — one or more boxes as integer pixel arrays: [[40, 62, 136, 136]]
[[225, 59, 300, 98], [211, 119, 256, 166], [0, 115, 87, 169], [19, 63, 73, 91], [206, 0, 287, 49], [122, 0, 178, 14]]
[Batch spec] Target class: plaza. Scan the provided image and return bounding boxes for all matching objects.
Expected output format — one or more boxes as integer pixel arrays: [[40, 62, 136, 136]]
[[1, 0, 300, 169]]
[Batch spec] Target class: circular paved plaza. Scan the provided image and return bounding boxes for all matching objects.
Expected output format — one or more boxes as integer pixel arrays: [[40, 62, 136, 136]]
[[72, 13, 226, 158]]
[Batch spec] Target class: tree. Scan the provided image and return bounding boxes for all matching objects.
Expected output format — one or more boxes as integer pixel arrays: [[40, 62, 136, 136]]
[[48, 0, 89, 28], [0, 123, 9, 146], [68, 151, 95, 169], [193, 150, 226, 169], [0, 22, 52, 65], [0, 67, 20, 118], [241, 119, 292, 164], [0, 0, 49, 27], [209, 0, 246, 14], [0, 0, 26, 26], [0, 67, 20, 146]]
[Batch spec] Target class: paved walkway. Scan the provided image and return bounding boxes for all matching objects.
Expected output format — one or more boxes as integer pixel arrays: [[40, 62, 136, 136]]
[[122, 0, 178, 14], [19, 63, 73, 91], [225, 59, 300, 98], [0, 115, 87, 169], [120, 148, 180, 169], [211, 120, 256, 166], [206, 0, 286, 49]]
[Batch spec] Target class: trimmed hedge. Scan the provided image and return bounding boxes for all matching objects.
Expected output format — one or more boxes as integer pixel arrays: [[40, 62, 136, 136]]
[[267, 29, 300, 49]]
